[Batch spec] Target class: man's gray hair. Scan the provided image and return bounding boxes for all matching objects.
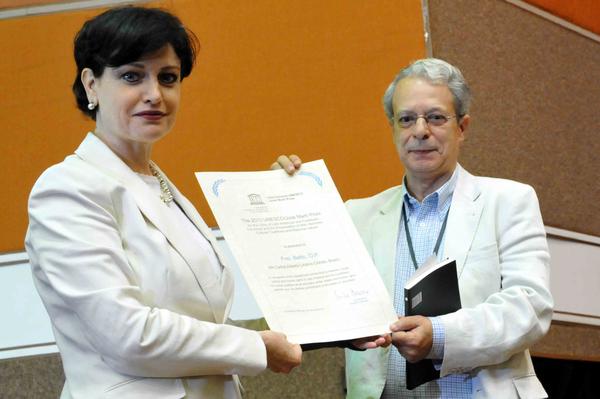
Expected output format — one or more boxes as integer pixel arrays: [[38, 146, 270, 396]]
[[382, 58, 471, 123]]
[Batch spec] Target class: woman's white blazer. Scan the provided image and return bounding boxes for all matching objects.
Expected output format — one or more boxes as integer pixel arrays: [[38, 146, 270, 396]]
[[25, 133, 266, 399]]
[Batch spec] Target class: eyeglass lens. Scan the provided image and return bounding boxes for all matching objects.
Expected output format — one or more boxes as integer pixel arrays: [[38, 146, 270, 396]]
[[397, 113, 450, 128]]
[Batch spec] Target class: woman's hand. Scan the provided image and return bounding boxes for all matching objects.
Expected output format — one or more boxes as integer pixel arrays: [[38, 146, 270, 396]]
[[259, 330, 302, 373], [270, 154, 302, 175]]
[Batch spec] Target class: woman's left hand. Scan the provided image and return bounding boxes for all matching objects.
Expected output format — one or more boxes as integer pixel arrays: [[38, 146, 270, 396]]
[[270, 154, 302, 175]]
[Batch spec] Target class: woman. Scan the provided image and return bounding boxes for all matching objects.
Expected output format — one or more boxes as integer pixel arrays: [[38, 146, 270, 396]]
[[25, 6, 301, 398]]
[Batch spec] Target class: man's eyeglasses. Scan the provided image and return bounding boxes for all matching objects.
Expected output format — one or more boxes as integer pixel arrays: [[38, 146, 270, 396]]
[[395, 112, 458, 128]]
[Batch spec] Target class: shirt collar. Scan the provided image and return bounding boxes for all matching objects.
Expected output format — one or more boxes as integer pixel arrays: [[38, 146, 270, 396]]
[[401, 165, 460, 214]]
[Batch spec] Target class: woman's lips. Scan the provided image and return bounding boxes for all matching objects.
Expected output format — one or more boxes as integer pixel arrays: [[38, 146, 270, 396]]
[[134, 111, 166, 120]]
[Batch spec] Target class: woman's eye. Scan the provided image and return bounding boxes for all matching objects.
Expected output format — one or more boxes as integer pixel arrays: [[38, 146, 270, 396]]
[[159, 73, 179, 84], [121, 72, 140, 83]]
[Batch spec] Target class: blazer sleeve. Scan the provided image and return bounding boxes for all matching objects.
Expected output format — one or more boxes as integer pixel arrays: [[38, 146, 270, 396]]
[[26, 165, 267, 378], [439, 183, 553, 376]]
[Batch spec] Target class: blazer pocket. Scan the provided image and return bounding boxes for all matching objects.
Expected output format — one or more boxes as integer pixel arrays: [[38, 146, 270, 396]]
[[104, 377, 185, 399], [460, 243, 501, 305], [512, 374, 547, 399], [465, 242, 499, 265]]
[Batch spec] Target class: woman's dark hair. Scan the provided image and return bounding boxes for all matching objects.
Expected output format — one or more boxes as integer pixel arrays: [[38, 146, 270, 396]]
[[72, 6, 198, 119]]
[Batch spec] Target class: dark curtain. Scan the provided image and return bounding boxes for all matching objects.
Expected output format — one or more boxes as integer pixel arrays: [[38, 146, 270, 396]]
[[533, 357, 600, 399]]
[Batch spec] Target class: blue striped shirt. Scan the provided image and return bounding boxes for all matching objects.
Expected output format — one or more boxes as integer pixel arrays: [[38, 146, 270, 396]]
[[382, 168, 472, 398]]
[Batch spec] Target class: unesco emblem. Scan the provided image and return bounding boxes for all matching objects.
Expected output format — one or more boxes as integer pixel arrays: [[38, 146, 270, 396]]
[[248, 193, 265, 205]]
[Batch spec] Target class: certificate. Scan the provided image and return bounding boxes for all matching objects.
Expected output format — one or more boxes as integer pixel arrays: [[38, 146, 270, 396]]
[[195, 160, 396, 344]]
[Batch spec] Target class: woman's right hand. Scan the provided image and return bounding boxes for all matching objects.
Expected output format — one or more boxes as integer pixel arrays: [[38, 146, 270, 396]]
[[270, 154, 302, 175], [259, 330, 302, 373]]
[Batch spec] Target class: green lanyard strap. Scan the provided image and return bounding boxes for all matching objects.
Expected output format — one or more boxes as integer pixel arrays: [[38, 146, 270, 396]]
[[402, 204, 450, 270]]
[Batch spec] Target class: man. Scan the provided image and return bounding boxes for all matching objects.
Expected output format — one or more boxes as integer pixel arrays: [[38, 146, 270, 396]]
[[277, 58, 552, 398]]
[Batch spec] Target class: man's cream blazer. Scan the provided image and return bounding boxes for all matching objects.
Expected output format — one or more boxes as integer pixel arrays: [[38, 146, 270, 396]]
[[345, 165, 553, 399], [25, 133, 266, 399]]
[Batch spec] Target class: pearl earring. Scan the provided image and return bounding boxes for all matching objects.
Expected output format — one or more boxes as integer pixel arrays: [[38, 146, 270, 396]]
[[87, 102, 96, 110]]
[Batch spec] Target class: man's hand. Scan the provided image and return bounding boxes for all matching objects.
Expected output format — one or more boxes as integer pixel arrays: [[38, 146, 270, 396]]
[[270, 154, 302, 175], [259, 330, 302, 373], [390, 316, 433, 363], [351, 334, 392, 350]]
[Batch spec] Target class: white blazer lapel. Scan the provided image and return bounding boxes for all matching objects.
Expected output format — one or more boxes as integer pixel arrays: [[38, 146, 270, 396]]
[[157, 168, 234, 323], [443, 166, 484, 277], [75, 133, 228, 323], [370, 189, 403, 297]]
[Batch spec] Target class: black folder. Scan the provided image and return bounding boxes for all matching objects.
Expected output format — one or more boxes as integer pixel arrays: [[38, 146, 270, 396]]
[[403, 258, 461, 390]]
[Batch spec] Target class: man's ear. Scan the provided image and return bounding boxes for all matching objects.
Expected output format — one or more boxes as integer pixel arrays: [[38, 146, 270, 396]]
[[458, 113, 470, 139], [81, 68, 97, 104], [458, 114, 470, 133]]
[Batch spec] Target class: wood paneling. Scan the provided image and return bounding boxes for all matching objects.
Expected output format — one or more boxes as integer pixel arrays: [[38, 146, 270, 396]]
[[524, 0, 600, 35], [0, 0, 65, 9], [0, 354, 63, 398], [429, 0, 600, 361], [532, 321, 600, 362], [428, 0, 600, 238], [0, 349, 346, 398]]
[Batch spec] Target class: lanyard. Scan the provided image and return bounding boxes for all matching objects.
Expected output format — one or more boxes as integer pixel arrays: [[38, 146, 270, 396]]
[[402, 203, 450, 270]]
